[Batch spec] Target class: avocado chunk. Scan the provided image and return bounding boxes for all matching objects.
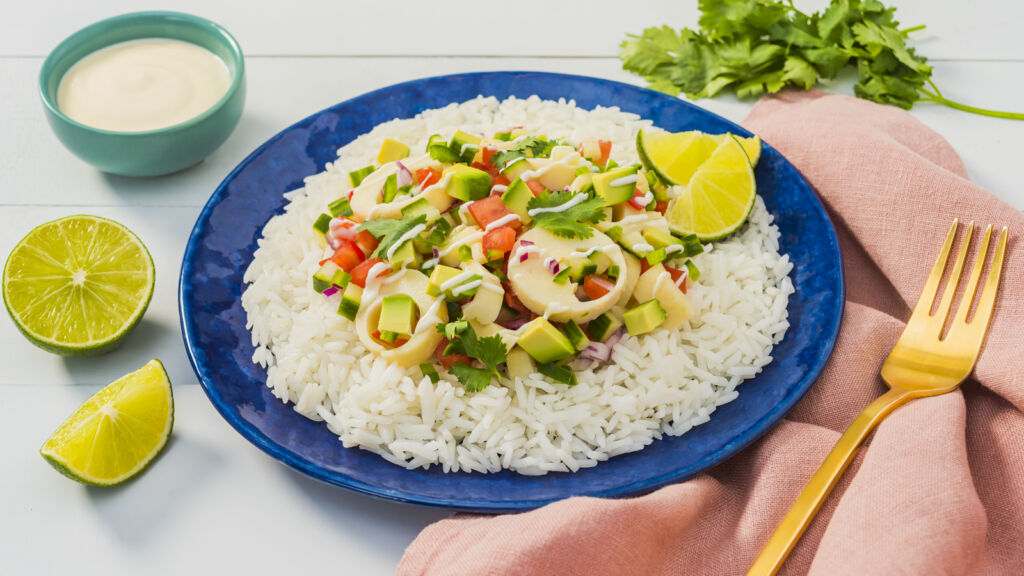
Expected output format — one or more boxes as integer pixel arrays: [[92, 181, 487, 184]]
[[585, 312, 622, 342], [642, 227, 683, 250], [443, 165, 492, 202], [516, 317, 576, 364], [378, 295, 417, 338], [377, 138, 410, 164], [389, 239, 418, 269], [500, 178, 534, 225], [449, 130, 482, 163], [561, 320, 590, 351], [426, 265, 481, 300], [313, 261, 350, 293], [623, 299, 667, 336], [505, 348, 536, 381], [401, 197, 441, 223], [337, 283, 363, 321], [592, 165, 640, 206]]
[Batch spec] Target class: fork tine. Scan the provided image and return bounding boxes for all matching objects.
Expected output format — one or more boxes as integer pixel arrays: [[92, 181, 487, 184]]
[[909, 220, 959, 322], [952, 225, 992, 325], [960, 226, 1008, 331]]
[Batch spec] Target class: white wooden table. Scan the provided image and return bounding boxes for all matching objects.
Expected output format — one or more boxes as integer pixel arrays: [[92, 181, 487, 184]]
[[2, 1, 1021, 573]]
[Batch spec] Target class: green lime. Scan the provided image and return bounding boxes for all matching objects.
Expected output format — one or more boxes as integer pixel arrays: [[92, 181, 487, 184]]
[[708, 133, 762, 166], [637, 130, 762, 187], [41, 359, 174, 486], [666, 135, 756, 242], [3, 215, 154, 356]]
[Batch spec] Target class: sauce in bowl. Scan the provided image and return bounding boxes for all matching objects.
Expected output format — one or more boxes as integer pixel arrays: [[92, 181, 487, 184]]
[[56, 38, 230, 132]]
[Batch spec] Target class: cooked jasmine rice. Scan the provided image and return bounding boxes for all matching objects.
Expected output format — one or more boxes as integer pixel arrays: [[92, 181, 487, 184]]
[[242, 96, 794, 475]]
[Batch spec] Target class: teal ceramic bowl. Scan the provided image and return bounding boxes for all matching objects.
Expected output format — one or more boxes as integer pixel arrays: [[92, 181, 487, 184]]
[[39, 11, 245, 177]]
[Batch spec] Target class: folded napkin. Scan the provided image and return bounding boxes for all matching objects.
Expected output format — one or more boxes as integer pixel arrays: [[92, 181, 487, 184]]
[[398, 90, 1024, 576]]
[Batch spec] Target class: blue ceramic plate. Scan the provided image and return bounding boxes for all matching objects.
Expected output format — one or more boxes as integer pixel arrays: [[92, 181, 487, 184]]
[[180, 71, 843, 512]]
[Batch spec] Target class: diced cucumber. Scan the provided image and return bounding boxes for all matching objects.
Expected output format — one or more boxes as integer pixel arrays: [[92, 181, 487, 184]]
[[313, 261, 350, 293], [420, 363, 440, 383], [537, 363, 577, 386], [449, 130, 482, 163], [382, 173, 399, 203], [585, 312, 622, 342], [348, 165, 375, 187], [378, 330, 398, 344], [607, 264, 621, 281], [401, 197, 441, 223], [685, 259, 701, 281], [337, 283, 363, 321], [313, 213, 332, 234], [561, 320, 590, 352], [493, 131, 513, 142], [458, 245, 472, 262], [552, 267, 571, 285], [328, 196, 353, 218], [428, 143, 462, 163]]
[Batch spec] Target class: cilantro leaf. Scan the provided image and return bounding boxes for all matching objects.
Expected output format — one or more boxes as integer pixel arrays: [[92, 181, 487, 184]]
[[527, 191, 607, 239], [448, 363, 494, 393], [489, 136, 558, 170], [357, 214, 426, 259], [619, 0, 1024, 121]]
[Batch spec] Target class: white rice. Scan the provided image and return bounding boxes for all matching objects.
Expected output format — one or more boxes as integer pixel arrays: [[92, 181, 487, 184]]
[[242, 96, 795, 475]]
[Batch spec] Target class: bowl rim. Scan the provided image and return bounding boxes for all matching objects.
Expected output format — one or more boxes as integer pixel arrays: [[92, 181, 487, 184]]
[[38, 10, 245, 137]]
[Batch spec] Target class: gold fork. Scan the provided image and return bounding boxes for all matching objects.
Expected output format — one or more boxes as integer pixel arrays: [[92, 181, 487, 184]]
[[747, 220, 1009, 576]]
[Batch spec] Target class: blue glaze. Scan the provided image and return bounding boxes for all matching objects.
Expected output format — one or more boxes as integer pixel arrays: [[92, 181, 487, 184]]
[[179, 72, 843, 512]]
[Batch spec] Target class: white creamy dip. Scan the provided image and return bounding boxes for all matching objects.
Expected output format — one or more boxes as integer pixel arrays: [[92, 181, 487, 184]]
[[57, 38, 231, 132]]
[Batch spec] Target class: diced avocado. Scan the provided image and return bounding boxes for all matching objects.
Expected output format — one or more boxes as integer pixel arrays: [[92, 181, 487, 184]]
[[379, 295, 417, 338], [536, 363, 577, 386], [328, 196, 353, 218], [377, 138, 410, 164], [585, 312, 622, 342], [642, 227, 683, 250], [449, 130, 482, 163], [337, 283, 363, 321], [561, 320, 590, 352], [500, 178, 534, 225], [389, 240, 418, 269], [500, 157, 531, 181], [443, 165, 492, 202], [348, 165, 375, 187], [426, 265, 481, 300], [623, 299, 667, 336], [313, 213, 332, 234], [552, 267, 571, 285], [516, 317, 576, 364], [592, 165, 640, 206], [401, 197, 441, 223], [506, 348, 536, 380], [428, 143, 462, 163], [313, 261, 350, 293]]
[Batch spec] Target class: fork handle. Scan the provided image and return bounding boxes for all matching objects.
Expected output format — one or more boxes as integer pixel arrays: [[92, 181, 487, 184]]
[[746, 387, 915, 576]]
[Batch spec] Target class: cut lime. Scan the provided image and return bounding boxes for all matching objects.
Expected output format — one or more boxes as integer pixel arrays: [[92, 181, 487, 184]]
[[708, 133, 761, 166], [637, 129, 717, 186], [41, 359, 174, 487], [3, 215, 154, 356], [667, 135, 756, 242]]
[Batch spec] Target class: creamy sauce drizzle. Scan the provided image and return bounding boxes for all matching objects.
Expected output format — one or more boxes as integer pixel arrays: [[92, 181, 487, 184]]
[[527, 192, 589, 217], [484, 213, 521, 231]]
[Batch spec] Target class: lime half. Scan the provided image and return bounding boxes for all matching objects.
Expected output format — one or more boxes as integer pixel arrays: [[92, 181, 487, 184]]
[[667, 135, 756, 242], [708, 133, 762, 166], [41, 359, 174, 486], [637, 129, 717, 186], [3, 215, 154, 356]]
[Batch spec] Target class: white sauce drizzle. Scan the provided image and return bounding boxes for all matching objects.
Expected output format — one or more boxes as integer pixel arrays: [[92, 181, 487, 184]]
[[543, 257, 558, 271], [518, 153, 579, 183], [609, 173, 639, 188], [385, 223, 426, 260], [510, 244, 544, 263], [664, 244, 685, 255], [458, 200, 475, 221], [440, 270, 479, 292], [675, 270, 688, 288], [633, 191, 655, 207], [617, 213, 652, 226], [652, 271, 670, 296], [543, 302, 570, 319], [360, 261, 393, 305], [491, 184, 508, 195], [415, 297, 446, 332], [569, 244, 618, 259], [632, 242, 655, 253], [485, 213, 521, 231], [460, 143, 479, 155], [479, 281, 504, 293], [451, 279, 482, 296], [527, 192, 589, 217]]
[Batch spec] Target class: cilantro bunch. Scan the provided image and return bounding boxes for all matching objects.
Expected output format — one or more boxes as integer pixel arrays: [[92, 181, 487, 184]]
[[620, 0, 1023, 120], [436, 321, 508, 392]]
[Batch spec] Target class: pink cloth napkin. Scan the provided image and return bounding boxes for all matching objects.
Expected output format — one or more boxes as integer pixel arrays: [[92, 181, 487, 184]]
[[397, 91, 1024, 576]]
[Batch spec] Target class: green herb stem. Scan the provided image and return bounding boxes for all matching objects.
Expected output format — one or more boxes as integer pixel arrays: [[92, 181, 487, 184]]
[[919, 82, 1024, 121], [900, 24, 927, 36]]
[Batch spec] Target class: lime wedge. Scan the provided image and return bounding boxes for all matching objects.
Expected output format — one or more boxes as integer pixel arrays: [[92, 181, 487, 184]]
[[637, 129, 718, 186], [41, 359, 174, 486], [667, 135, 756, 241], [3, 215, 154, 356], [708, 133, 762, 166]]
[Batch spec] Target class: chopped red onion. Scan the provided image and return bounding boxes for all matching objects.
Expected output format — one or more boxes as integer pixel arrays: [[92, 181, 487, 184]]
[[579, 341, 610, 362], [520, 239, 534, 246], [325, 233, 340, 250], [497, 317, 529, 330], [395, 160, 413, 188], [322, 286, 340, 297], [432, 247, 440, 259], [604, 328, 624, 350], [545, 258, 560, 275], [519, 252, 529, 263]]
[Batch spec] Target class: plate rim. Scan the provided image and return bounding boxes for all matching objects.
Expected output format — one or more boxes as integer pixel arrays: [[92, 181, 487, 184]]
[[179, 70, 844, 511]]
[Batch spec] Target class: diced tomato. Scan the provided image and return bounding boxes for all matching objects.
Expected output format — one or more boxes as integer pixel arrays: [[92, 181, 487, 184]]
[[640, 259, 651, 274], [415, 167, 441, 188], [492, 174, 511, 189], [655, 200, 669, 214], [525, 181, 546, 197], [482, 226, 517, 254], [350, 258, 387, 288], [665, 265, 688, 294], [582, 275, 615, 300], [372, 330, 408, 348], [469, 196, 519, 230], [436, 338, 471, 370], [479, 146, 497, 167], [347, 189, 354, 201], [597, 140, 612, 166], [627, 187, 653, 211], [471, 160, 501, 180], [329, 217, 359, 241], [355, 229, 379, 255], [328, 241, 364, 272], [503, 282, 532, 315]]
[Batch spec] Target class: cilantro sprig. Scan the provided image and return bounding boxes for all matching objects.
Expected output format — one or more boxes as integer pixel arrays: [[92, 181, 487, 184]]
[[620, 0, 1023, 120], [357, 214, 426, 259], [527, 191, 607, 239], [435, 321, 508, 392], [489, 136, 559, 170]]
